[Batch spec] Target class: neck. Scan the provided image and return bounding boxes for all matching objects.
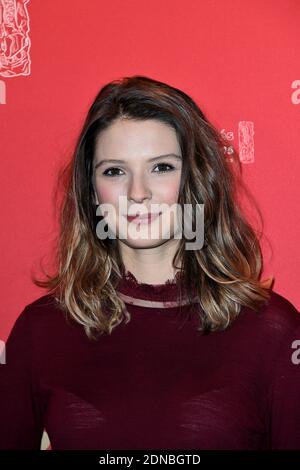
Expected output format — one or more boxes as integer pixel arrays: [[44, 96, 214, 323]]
[[118, 238, 182, 284]]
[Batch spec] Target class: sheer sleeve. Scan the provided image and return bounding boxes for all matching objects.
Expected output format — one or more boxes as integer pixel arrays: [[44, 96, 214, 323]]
[[0, 307, 44, 449]]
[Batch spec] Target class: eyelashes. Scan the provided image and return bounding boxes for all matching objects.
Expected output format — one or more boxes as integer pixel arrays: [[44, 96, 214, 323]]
[[102, 163, 176, 177]]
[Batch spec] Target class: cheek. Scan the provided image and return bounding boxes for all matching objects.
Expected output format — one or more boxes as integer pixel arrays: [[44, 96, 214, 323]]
[[156, 179, 181, 205], [95, 183, 123, 205]]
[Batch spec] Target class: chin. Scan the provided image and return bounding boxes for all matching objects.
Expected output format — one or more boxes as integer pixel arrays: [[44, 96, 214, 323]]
[[118, 237, 170, 250]]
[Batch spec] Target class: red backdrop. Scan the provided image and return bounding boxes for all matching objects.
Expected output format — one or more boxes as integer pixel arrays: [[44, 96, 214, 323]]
[[1, 0, 299, 341]]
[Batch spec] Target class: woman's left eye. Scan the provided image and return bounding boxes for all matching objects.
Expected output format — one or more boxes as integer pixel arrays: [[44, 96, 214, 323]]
[[153, 163, 175, 173]]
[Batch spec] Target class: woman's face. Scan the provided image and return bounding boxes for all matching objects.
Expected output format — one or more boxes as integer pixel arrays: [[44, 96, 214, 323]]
[[93, 118, 183, 249]]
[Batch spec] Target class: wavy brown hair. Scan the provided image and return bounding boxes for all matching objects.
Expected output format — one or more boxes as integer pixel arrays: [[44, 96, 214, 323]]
[[33, 75, 274, 340]]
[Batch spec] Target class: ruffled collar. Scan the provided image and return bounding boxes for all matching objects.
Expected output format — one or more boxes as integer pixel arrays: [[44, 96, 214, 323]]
[[116, 270, 199, 308]]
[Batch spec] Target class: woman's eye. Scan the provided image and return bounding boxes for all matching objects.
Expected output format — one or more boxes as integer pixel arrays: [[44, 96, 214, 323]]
[[102, 167, 124, 177], [153, 163, 175, 173], [102, 163, 175, 177]]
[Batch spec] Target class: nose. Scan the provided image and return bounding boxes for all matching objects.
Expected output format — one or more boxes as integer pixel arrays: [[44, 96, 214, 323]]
[[127, 173, 152, 203]]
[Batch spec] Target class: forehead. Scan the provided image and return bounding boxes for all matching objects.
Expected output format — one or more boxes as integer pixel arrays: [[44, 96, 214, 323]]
[[95, 118, 181, 160]]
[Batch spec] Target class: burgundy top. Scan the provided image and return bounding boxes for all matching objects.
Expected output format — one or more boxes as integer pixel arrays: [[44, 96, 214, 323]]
[[1, 271, 300, 450]]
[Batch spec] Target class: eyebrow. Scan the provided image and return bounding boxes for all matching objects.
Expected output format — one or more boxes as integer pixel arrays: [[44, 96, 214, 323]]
[[94, 153, 182, 170]]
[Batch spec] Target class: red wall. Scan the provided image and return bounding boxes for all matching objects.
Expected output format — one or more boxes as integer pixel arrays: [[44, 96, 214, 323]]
[[1, 0, 299, 339]]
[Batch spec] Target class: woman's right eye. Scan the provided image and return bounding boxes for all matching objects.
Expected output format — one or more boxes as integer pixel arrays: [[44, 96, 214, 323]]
[[102, 167, 124, 177]]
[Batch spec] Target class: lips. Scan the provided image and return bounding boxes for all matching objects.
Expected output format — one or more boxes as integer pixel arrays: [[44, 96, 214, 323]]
[[126, 212, 162, 223]]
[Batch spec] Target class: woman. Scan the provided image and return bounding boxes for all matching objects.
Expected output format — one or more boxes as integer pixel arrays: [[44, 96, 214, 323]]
[[1, 75, 299, 450]]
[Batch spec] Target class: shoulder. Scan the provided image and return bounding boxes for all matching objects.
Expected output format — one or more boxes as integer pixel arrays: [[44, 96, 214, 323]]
[[220, 291, 300, 390], [237, 290, 300, 346], [7, 294, 86, 362], [11, 294, 69, 339], [255, 290, 299, 332], [24, 293, 61, 310], [21, 293, 64, 320], [5, 294, 68, 364]]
